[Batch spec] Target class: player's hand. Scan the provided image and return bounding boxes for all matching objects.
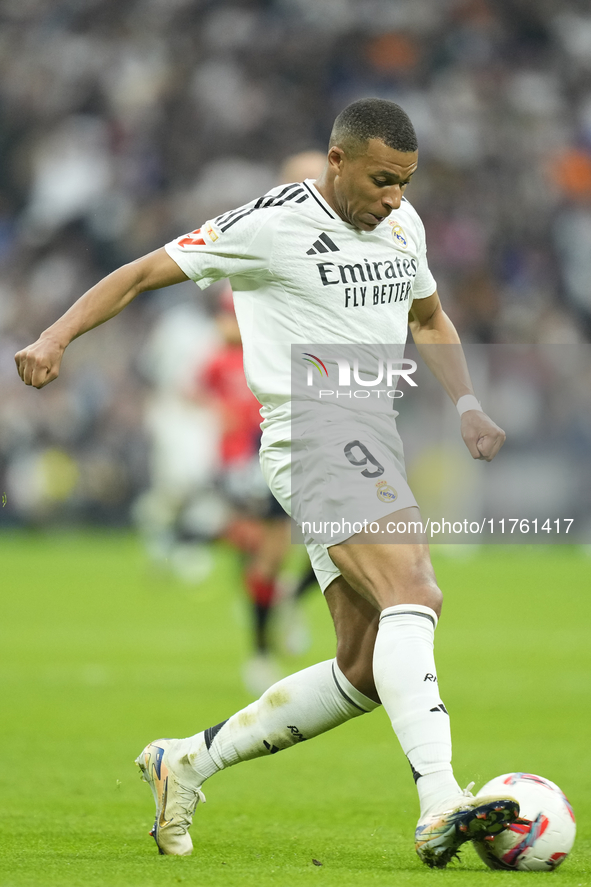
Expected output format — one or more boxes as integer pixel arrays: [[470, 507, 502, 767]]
[[14, 335, 65, 389], [461, 410, 506, 462]]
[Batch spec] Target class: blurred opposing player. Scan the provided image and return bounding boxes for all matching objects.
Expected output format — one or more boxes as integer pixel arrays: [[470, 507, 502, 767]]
[[15, 99, 518, 867], [278, 150, 326, 187], [193, 285, 293, 693], [132, 299, 222, 582]]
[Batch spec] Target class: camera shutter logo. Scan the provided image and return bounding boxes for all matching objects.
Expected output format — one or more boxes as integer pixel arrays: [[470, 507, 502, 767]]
[[302, 353, 329, 386]]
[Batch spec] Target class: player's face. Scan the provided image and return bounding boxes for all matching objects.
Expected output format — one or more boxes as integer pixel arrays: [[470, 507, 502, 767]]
[[330, 139, 418, 231]]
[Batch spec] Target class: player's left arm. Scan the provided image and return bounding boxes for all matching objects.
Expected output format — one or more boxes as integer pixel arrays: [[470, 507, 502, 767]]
[[408, 291, 505, 462]]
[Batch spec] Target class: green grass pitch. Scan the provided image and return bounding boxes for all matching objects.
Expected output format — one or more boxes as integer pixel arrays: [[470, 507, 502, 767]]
[[1, 532, 590, 886]]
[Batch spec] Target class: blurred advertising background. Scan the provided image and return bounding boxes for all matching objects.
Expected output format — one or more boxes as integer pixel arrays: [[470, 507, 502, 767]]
[[1, 0, 591, 531]]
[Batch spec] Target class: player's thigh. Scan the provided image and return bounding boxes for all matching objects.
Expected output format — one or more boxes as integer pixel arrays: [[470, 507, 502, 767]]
[[294, 420, 418, 547], [324, 576, 380, 702], [327, 505, 442, 615]]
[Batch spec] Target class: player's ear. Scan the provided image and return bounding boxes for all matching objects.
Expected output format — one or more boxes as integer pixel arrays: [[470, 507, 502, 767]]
[[327, 146, 345, 173]]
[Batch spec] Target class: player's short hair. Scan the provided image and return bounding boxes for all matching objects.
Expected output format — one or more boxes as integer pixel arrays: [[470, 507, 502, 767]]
[[330, 98, 418, 157]]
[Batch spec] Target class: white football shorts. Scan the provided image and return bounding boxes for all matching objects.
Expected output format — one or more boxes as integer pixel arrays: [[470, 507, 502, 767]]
[[259, 411, 417, 592]]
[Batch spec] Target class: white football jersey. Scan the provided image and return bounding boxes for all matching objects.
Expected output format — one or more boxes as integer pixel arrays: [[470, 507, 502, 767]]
[[165, 179, 436, 440]]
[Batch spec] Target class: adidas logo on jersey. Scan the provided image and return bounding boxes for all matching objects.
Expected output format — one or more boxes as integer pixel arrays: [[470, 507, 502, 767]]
[[306, 233, 340, 255]]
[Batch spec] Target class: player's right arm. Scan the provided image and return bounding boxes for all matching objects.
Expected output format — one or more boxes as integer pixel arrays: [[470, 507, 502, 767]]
[[15, 248, 188, 389]]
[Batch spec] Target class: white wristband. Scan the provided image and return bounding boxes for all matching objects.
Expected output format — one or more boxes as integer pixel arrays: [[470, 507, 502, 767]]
[[456, 394, 483, 416]]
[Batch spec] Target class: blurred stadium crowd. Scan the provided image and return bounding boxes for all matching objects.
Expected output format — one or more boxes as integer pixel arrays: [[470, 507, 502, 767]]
[[1, 0, 591, 528]]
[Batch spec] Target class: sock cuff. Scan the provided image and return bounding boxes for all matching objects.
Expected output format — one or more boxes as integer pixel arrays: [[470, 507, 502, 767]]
[[379, 603, 438, 629], [331, 660, 381, 713]]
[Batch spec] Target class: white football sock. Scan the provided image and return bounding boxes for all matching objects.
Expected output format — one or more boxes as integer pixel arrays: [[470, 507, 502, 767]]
[[184, 659, 379, 784], [373, 604, 460, 816]]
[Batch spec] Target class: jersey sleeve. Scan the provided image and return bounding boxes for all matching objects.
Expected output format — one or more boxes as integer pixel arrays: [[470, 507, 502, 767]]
[[165, 200, 276, 289], [410, 213, 437, 301]]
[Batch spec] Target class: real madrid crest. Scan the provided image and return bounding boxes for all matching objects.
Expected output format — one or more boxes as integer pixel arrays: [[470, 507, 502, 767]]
[[389, 221, 407, 248], [375, 480, 398, 503]]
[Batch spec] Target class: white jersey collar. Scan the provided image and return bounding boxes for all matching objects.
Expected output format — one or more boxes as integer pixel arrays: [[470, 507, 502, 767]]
[[302, 179, 338, 221]]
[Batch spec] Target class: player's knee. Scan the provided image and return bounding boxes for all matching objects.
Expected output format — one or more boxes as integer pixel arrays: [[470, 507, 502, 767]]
[[400, 578, 443, 616], [411, 578, 442, 616], [374, 575, 442, 617]]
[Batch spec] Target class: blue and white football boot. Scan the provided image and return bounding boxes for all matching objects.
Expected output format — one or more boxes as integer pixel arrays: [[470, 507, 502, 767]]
[[415, 782, 520, 868]]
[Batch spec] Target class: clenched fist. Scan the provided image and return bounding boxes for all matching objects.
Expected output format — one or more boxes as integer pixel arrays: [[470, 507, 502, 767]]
[[14, 335, 65, 389], [461, 410, 506, 462]]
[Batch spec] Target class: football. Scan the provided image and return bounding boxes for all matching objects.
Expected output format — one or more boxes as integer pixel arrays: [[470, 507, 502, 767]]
[[473, 773, 576, 871]]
